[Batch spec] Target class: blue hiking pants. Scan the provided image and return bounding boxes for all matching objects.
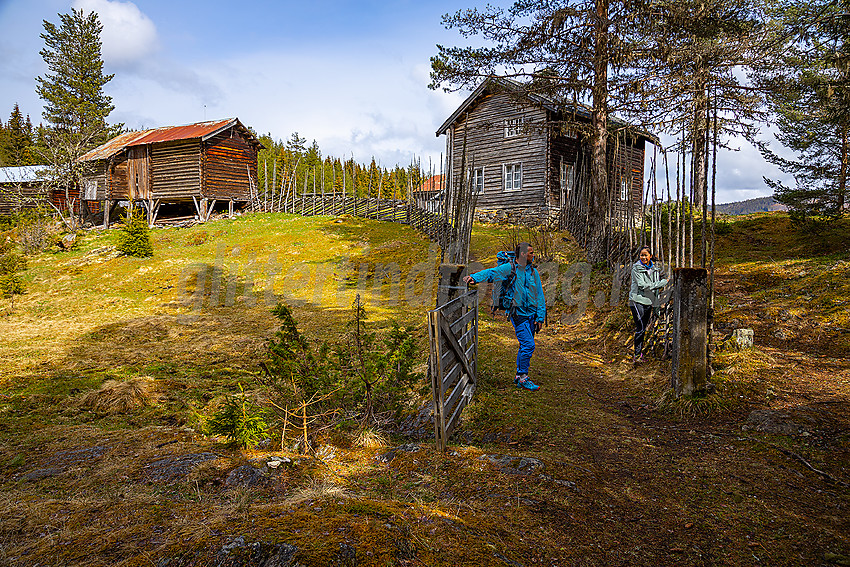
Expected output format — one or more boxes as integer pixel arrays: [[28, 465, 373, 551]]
[[511, 315, 536, 375]]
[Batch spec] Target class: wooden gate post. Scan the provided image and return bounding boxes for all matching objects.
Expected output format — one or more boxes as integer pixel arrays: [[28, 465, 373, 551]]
[[437, 263, 467, 306], [672, 267, 708, 397]]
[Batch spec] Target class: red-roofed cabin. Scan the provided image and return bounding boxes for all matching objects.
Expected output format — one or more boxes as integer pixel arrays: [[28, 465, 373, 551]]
[[78, 118, 264, 225]]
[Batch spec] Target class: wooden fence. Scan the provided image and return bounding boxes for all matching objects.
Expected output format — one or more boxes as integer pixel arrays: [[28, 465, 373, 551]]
[[249, 192, 456, 250], [427, 288, 478, 452]]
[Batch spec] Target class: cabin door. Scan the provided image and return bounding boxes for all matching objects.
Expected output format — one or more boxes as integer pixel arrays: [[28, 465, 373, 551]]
[[128, 146, 151, 200]]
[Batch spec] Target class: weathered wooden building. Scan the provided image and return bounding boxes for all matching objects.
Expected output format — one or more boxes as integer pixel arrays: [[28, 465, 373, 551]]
[[78, 118, 263, 225], [0, 166, 50, 215], [436, 78, 656, 225]]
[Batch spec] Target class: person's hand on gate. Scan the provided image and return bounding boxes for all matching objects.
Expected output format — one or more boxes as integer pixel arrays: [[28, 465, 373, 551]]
[[463, 275, 475, 285]]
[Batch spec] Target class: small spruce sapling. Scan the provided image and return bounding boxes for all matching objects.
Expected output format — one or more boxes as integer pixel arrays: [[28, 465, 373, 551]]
[[205, 383, 268, 448], [338, 294, 419, 426], [117, 208, 153, 257], [257, 303, 338, 453], [0, 239, 26, 311]]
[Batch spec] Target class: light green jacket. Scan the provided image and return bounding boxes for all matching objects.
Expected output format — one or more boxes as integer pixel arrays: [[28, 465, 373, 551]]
[[629, 261, 668, 306]]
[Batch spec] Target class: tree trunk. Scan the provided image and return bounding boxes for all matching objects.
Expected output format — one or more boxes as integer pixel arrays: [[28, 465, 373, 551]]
[[839, 124, 847, 212], [586, 0, 610, 264], [691, 82, 708, 218]]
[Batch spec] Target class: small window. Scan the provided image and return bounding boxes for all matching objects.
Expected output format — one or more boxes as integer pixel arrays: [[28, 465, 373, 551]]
[[504, 164, 522, 191], [471, 167, 484, 193], [504, 118, 524, 137], [620, 177, 630, 201], [560, 159, 574, 199]]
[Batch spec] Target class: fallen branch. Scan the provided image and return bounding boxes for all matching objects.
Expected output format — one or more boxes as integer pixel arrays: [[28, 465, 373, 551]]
[[767, 443, 850, 488], [640, 424, 850, 488]]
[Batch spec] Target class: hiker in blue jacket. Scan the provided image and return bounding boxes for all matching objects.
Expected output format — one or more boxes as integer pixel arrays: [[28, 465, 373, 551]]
[[463, 242, 546, 391], [629, 245, 668, 364]]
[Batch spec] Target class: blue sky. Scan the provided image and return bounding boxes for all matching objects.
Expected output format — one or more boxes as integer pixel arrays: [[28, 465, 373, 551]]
[[0, 0, 790, 203]]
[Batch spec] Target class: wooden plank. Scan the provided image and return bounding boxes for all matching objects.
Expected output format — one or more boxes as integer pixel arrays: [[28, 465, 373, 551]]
[[445, 380, 475, 439], [438, 314, 475, 387], [444, 373, 470, 416], [449, 306, 477, 334], [441, 359, 463, 394], [428, 310, 446, 451]]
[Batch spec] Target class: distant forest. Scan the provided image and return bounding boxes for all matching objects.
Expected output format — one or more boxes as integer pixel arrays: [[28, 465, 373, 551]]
[[715, 196, 787, 215]]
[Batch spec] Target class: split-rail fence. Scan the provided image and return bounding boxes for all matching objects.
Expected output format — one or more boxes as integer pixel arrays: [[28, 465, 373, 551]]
[[248, 192, 456, 251]]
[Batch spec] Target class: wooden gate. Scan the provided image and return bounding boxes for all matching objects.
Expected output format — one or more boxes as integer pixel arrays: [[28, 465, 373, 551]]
[[427, 289, 478, 451]]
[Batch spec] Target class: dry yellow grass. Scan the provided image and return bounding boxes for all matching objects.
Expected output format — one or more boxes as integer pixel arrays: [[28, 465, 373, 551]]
[[354, 427, 390, 449], [81, 376, 158, 414], [282, 478, 352, 507]]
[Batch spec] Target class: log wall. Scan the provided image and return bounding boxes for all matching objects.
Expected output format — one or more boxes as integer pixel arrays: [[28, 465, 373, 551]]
[[448, 93, 549, 210], [150, 140, 202, 199], [0, 184, 45, 214], [81, 161, 110, 201], [203, 129, 257, 201]]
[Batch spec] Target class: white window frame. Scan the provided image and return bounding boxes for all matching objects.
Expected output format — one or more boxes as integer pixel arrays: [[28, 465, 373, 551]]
[[503, 163, 522, 191], [620, 176, 630, 201], [470, 166, 484, 194], [560, 158, 574, 198], [504, 118, 524, 137]]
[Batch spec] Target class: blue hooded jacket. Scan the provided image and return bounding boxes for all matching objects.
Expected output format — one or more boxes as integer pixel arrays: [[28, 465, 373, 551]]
[[470, 260, 546, 321]]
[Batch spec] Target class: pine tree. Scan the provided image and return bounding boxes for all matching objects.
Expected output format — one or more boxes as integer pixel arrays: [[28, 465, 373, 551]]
[[36, 8, 120, 222], [36, 9, 116, 145], [754, 0, 849, 223], [628, 0, 768, 211]]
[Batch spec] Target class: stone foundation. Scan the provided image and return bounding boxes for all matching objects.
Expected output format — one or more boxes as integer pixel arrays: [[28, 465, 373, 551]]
[[473, 207, 553, 227]]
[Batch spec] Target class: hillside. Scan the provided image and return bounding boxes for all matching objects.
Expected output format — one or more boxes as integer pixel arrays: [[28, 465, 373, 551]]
[[715, 195, 787, 215], [0, 212, 848, 566]]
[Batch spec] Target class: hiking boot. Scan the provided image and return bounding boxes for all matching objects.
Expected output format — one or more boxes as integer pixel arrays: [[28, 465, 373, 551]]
[[514, 374, 539, 391]]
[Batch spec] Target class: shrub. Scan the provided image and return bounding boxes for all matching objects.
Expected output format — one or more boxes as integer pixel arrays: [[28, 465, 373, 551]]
[[17, 209, 55, 255], [117, 208, 153, 257], [335, 295, 421, 425], [256, 300, 421, 451], [205, 384, 268, 448], [0, 251, 26, 275], [0, 248, 26, 308], [0, 273, 25, 299]]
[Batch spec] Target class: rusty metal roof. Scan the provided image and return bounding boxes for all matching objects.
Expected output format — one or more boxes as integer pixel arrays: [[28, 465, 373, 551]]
[[79, 118, 263, 161]]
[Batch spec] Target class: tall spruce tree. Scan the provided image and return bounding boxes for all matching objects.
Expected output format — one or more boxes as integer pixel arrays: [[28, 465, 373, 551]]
[[4, 104, 34, 166], [36, 8, 119, 219], [754, 0, 849, 223]]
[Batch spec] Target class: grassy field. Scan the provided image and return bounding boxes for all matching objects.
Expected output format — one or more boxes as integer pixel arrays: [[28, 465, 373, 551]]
[[0, 212, 848, 566]]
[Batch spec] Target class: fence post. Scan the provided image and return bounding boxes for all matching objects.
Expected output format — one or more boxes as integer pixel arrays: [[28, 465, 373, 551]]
[[672, 267, 708, 397], [428, 310, 446, 451], [437, 263, 466, 307]]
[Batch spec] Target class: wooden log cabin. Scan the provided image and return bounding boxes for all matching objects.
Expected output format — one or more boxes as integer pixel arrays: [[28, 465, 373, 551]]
[[436, 78, 657, 227], [0, 166, 50, 215], [78, 118, 264, 225]]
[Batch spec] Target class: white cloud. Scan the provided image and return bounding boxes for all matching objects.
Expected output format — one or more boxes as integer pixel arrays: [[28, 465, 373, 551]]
[[72, 0, 159, 67]]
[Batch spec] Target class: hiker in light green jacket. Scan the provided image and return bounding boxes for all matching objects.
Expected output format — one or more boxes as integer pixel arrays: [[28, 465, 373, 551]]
[[629, 246, 668, 364]]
